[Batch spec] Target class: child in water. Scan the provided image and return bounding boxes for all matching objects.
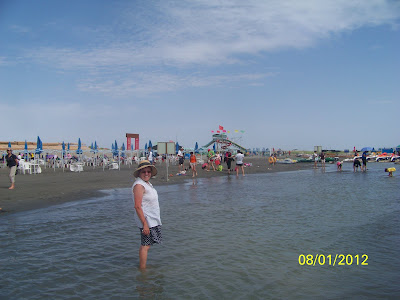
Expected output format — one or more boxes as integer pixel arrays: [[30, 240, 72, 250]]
[[385, 167, 396, 177]]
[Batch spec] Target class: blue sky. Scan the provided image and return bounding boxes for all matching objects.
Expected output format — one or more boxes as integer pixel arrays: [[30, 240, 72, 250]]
[[1, 0, 399, 151]]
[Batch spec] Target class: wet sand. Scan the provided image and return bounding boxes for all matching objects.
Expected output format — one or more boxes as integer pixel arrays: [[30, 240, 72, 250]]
[[0, 157, 314, 214]]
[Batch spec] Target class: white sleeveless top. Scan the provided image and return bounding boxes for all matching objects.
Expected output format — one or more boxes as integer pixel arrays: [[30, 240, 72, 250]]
[[132, 177, 161, 228]]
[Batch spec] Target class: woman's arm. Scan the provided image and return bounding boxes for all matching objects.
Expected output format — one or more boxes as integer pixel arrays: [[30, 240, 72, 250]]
[[133, 184, 150, 235]]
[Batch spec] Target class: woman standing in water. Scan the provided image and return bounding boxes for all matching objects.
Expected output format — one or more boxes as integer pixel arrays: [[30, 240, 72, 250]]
[[132, 160, 162, 269]]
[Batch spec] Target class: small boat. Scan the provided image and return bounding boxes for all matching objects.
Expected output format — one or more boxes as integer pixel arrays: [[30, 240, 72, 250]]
[[376, 153, 390, 162], [276, 158, 297, 164]]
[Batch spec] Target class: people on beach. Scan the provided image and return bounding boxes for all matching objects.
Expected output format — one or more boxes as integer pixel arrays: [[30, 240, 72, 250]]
[[353, 158, 361, 172], [385, 167, 396, 177], [6, 148, 19, 190], [320, 151, 325, 168], [337, 161, 343, 171], [189, 152, 197, 177], [235, 150, 245, 177], [225, 151, 234, 174], [313, 151, 318, 168], [147, 146, 154, 165], [361, 151, 367, 172], [207, 149, 216, 171], [177, 146, 185, 172], [132, 160, 162, 270]]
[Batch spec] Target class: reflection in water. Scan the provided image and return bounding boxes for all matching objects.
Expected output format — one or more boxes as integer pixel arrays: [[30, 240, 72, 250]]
[[136, 271, 165, 299]]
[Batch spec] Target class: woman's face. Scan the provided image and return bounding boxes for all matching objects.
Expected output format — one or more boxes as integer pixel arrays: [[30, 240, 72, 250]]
[[139, 166, 152, 182]]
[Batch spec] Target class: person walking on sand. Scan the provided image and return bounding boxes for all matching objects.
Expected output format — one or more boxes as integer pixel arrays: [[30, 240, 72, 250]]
[[6, 148, 19, 190], [235, 150, 245, 177], [177, 146, 185, 172], [189, 152, 197, 177], [147, 146, 154, 165], [207, 149, 216, 171], [132, 160, 162, 270], [225, 151, 234, 174]]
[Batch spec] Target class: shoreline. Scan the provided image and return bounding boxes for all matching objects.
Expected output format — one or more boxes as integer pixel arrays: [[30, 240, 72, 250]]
[[0, 156, 321, 214]]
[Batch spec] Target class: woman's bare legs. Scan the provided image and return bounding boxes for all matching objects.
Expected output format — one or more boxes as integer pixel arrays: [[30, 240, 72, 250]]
[[139, 245, 150, 269]]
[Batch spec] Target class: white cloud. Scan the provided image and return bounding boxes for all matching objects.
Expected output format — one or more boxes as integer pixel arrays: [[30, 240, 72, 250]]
[[19, 0, 400, 96]]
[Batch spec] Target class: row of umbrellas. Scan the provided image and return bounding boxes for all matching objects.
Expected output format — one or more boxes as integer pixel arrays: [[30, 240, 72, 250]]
[[7, 137, 203, 155]]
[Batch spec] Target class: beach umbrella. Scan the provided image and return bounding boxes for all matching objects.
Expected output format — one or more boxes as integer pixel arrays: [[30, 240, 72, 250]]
[[113, 140, 119, 156], [213, 143, 216, 151], [62, 141, 65, 154], [361, 147, 373, 152], [149, 140, 152, 149], [8, 142, 11, 148], [35, 136, 43, 154], [94, 141, 98, 153], [131, 144, 133, 151], [175, 142, 180, 154], [76, 138, 82, 154], [24, 140, 28, 159], [121, 143, 126, 157], [194, 142, 199, 153], [91, 142, 94, 150], [145, 143, 148, 150]]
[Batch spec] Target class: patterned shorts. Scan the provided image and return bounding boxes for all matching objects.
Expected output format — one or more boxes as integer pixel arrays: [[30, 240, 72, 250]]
[[139, 225, 162, 246]]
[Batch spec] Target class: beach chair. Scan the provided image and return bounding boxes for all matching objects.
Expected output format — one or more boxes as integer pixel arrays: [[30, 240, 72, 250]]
[[109, 162, 119, 170], [20, 161, 32, 175]]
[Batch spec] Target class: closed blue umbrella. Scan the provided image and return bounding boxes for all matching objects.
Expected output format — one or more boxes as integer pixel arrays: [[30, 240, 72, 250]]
[[76, 138, 82, 154], [149, 140, 152, 149], [8, 142, 11, 148], [113, 140, 119, 156], [176, 142, 180, 154], [62, 141, 65, 155], [145, 143, 148, 150], [94, 141, 98, 153], [213, 143, 216, 151], [194, 142, 199, 153], [24, 140, 28, 159], [121, 143, 126, 157], [35, 136, 43, 154], [131, 144, 133, 151]]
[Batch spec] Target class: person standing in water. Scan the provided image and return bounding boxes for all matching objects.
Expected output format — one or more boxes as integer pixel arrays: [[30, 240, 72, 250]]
[[132, 160, 162, 270]]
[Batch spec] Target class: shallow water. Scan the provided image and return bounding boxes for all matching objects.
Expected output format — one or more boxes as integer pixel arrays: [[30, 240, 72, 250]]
[[1, 163, 399, 299]]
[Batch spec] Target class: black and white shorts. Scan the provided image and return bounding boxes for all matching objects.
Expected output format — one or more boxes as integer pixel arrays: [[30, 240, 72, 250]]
[[139, 225, 162, 246]]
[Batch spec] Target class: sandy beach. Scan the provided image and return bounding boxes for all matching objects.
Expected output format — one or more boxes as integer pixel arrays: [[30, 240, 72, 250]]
[[0, 156, 314, 214]]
